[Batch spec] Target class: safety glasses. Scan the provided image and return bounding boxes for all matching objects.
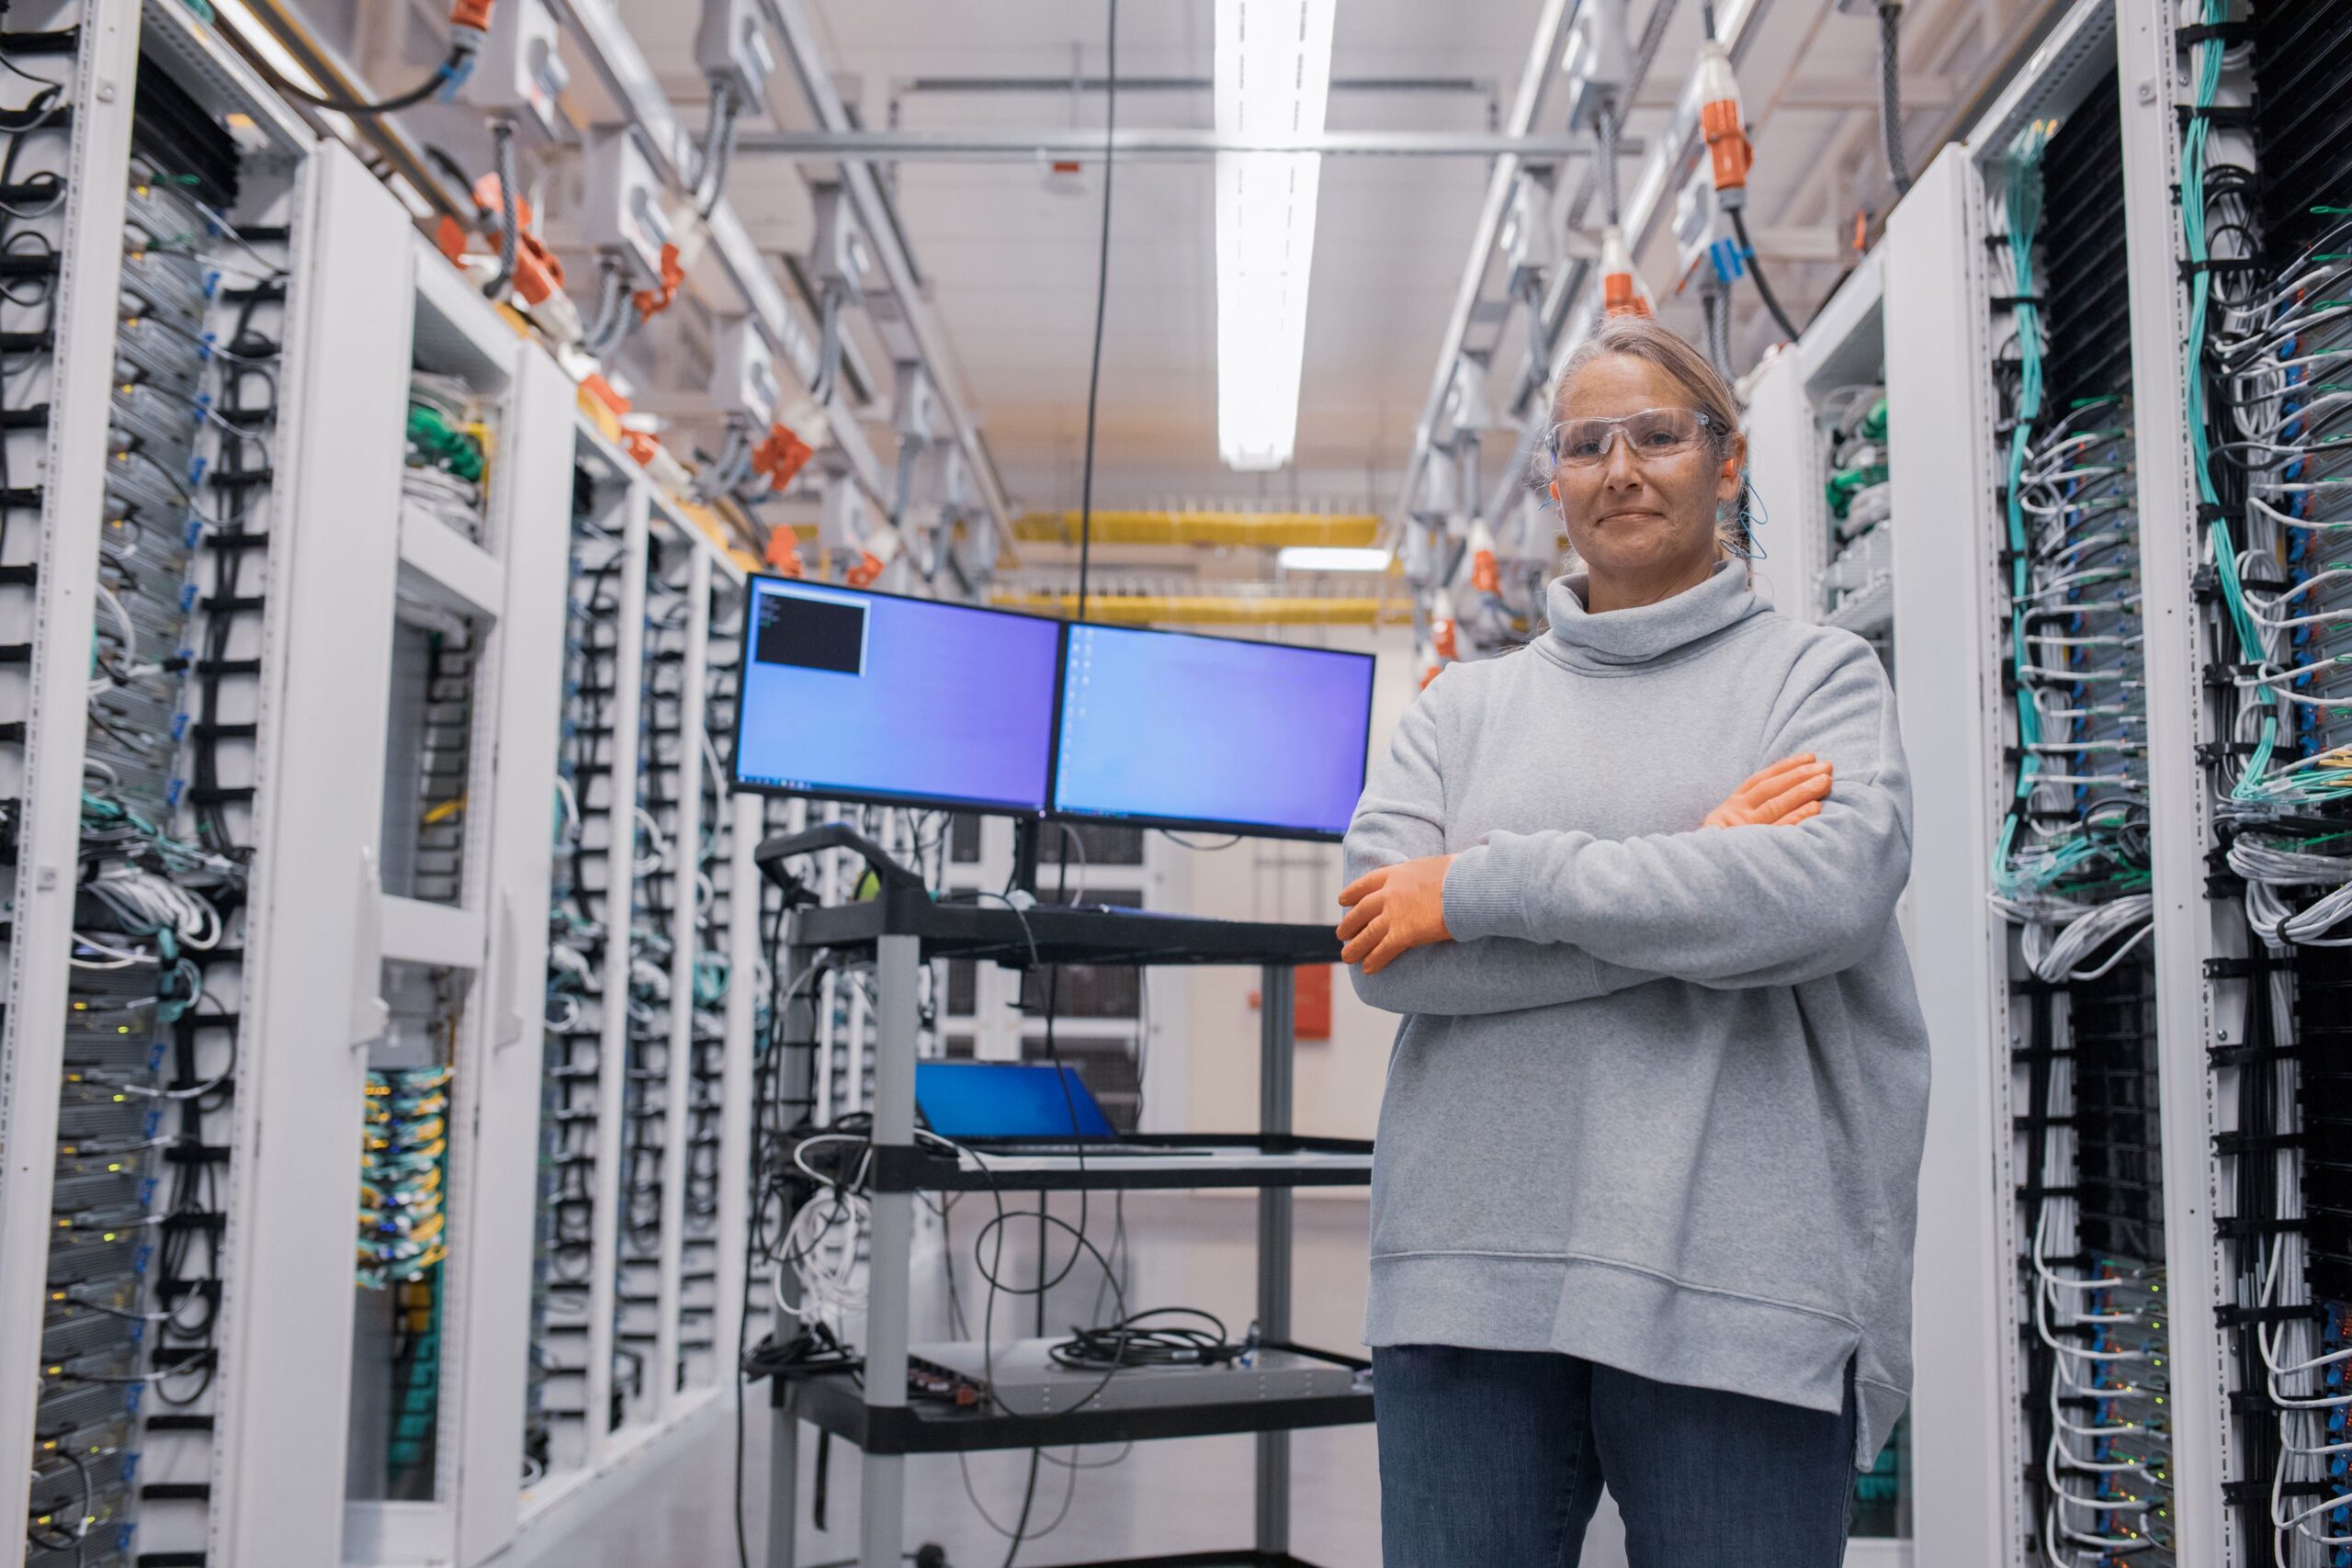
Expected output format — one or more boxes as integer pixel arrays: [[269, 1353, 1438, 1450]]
[[1546, 406, 1718, 468]]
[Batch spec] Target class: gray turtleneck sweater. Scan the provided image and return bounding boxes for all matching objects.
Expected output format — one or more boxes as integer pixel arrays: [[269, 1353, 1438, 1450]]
[[1345, 561, 1928, 1468]]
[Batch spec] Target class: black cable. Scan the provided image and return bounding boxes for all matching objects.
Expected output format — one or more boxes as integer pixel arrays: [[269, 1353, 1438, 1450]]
[[1049, 1307, 1240, 1370], [485, 118, 518, 300], [1729, 207, 1802, 343], [256, 49, 461, 117], [1075, 0, 1117, 622], [999, 1450, 1045, 1568], [1875, 2, 1911, 196], [423, 142, 473, 197]]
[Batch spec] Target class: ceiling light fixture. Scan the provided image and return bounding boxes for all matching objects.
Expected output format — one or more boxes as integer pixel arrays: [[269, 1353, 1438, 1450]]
[[1214, 0, 1336, 472], [1277, 546, 1392, 573]]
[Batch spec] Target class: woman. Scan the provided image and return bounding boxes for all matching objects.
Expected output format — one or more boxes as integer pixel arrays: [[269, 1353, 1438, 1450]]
[[1338, 317, 1928, 1566]]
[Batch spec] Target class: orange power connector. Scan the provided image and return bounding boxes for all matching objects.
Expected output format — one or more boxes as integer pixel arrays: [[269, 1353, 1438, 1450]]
[[632, 243, 684, 321]]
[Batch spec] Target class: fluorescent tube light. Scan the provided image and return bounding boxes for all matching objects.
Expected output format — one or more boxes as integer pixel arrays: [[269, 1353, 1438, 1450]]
[[1214, 0, 1336, 472], [1277, 546, 1392, 573]]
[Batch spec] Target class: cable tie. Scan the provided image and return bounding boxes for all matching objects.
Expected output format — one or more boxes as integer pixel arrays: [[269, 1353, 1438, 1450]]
[[2176, 20, 2255, 48], [2176, 103, 2254, 130], [2178, 256, 2266, 281]]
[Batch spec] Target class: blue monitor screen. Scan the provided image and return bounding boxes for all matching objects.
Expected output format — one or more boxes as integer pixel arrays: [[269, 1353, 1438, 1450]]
[[1052, 623, 1375, 840], [731, 578, 1063, 815], [914, 1062, 1116, 1140]]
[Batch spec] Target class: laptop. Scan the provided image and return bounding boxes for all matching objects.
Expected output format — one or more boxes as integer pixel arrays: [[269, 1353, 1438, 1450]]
[[913, 1060, 1205, 1157]]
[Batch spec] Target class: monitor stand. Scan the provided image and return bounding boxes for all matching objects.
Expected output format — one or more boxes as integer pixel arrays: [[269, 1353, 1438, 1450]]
[[1010, 818, 1043, 901]]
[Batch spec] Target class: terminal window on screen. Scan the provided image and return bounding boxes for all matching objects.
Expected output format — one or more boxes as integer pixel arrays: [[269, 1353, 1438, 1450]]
[[754, 590, 865, 676]]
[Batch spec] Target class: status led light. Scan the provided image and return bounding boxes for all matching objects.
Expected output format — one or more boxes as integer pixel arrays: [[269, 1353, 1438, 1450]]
[[1214, 0, 1337, 471]]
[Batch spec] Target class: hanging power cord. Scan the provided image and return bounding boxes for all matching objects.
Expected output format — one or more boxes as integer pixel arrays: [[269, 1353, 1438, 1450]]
[[1075, 0, 1118, 622], [483, 116, 519, 299], [1874, 1, 1911, 195], [1728, 207, 1801, 343], [1700, 274, 1732, 379], [695, 78, 741, 220], [1596, 95, 1621, 228], [247, 0, 490, 116]]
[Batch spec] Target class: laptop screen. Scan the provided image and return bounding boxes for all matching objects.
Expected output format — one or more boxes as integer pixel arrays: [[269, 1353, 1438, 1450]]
[[914, 1062, 1117, 1140]]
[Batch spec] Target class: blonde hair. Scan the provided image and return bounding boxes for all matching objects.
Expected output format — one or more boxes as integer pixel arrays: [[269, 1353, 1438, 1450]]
[[1530, 317, 1758, 558]]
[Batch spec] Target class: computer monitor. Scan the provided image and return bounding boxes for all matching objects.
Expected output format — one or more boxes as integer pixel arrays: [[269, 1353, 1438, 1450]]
[[1050, 622, 1376, 841], [730, 576, 1064, 816], [914, 1061, 1117, 1141]]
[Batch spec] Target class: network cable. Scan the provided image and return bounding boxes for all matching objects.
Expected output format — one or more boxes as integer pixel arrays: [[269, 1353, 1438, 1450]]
[[1983, 104, 2172, 1568], [2181, 6, 2352, 1556]]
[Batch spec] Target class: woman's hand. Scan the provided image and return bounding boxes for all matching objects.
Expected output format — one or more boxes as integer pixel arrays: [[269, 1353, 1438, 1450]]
[[1703, 753, 1832, 829], [1338, 855, 1455, 974]]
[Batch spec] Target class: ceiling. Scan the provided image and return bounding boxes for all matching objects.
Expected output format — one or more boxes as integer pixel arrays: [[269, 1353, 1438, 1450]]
[[790, 0, 1551, 513], [303, 0, 2064, 542], [778, 0, 2043, 521]]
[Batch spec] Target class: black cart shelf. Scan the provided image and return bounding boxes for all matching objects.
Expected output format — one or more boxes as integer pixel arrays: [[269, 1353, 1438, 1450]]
[[753, 826, 1366, 1568]]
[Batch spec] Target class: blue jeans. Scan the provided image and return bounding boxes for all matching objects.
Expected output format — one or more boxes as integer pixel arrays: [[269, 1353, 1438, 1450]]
[[1374, 1346, 1856, 1568]]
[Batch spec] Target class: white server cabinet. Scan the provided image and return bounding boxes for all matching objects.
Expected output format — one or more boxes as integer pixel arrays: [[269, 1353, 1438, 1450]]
[[512, 424, 758, 1551], [1881, 143, 2012, 1568], [0, 6, 325, 1563], [0, 0, 149, 1547], [1889, 1, 2218, 1561], [216, 206, 582, 1567]]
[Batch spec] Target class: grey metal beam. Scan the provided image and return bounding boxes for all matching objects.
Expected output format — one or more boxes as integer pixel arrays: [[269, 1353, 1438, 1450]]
[[899, 73, 1498, 96], [735, 127, 1615, 160], [758, 0, 1019, 545], [544, 0, 896, 523], [1393, 0, 1577, 534]]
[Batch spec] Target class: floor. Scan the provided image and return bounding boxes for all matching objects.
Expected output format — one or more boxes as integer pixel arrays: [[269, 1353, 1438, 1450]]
[[497, 1191, 1641, 1568]]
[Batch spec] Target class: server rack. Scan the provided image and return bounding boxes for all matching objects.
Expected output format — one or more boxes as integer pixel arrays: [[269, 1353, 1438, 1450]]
[[2117, 4, 2352, 1562], [512, 422, 762, 1553], [1746, 254, 1917, 1551], [1869, 4, 2206, 1561], [0, 6, 324, 1563]]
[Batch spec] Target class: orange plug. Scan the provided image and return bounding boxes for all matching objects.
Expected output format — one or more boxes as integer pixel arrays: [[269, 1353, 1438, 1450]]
[[580, 374, 630, 420], [1697, 39, 1752, 203], [1469, 519, 1499, 597], [459, 175, 564, 304], [509, 231, 564, 306], [448, 0, 494, 32], [621, 429, 662, 467], [763, 525, 804, 576], [750, 423, 814, 493], [632, 243, 684, 321], [1600, 224, 1651, 320], [844, 525, 902, 588]]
